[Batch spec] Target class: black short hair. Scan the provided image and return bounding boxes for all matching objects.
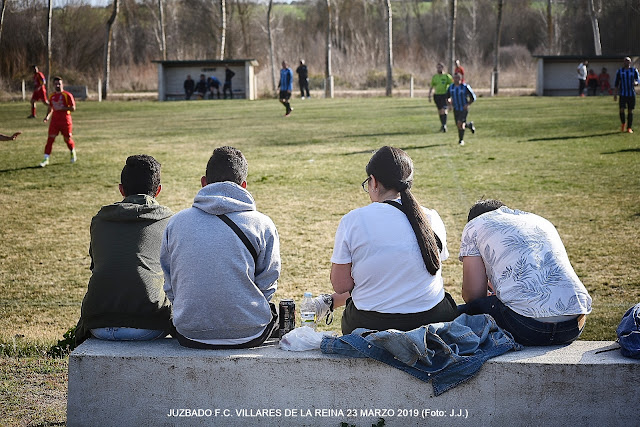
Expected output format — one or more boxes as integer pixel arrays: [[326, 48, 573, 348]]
[[467, 199, 505, 222], [120, 154, 161, 197], [205, 146, 248, 185]]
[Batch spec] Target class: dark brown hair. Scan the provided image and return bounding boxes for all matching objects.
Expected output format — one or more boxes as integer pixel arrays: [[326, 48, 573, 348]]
[[366, 146, 441, 275]]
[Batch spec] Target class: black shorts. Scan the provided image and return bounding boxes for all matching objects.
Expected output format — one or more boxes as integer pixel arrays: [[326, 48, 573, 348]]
[[619, 95, 636, 110], [454, 109, 469, 123], [433, 94, 448, 110], [279, 90, 291, 101]]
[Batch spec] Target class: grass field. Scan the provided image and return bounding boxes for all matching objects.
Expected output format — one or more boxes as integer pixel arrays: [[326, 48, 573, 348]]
[[0, 95, 638, 424]]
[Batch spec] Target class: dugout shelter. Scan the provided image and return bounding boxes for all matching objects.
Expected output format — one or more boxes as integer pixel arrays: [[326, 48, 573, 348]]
[[153, 59, 259, 101], [534, 55, 639, 96]]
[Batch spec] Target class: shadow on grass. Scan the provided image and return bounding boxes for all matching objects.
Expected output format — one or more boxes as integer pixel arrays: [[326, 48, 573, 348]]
[[344, 143, 446, 156], [0, 165, 46, 173], [601, 147, 640, 155], [523, 131, 619, 142]]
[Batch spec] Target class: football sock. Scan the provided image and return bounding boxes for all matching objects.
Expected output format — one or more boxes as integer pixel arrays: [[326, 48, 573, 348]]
[[620, 112, 626, 125], [628, 112, 633, 129], [31, 106, 36, 116], [439, 114, 446, 125], [458, 128, 465, 141]]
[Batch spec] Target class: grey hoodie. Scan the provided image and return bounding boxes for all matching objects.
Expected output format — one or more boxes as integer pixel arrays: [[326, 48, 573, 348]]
[[161, 182, 280, 342]]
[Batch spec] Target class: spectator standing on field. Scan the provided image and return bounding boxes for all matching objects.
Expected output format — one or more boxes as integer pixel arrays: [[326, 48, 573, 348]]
[[457, 199, 592, 346], [184, 75, 195, 100], [39, 76, 77, 167], [577, 59, 589, 97], [223, 67, 235, 99], [614, 56, 639, 133], [75, 155, 174, 345], [428, 62, 453, 133], [278, 61, 294, 117], [296, 60, 310, 99], [161, 146, 281, 349], [446, 73, 476, 146], [28, 65, 49, 119]]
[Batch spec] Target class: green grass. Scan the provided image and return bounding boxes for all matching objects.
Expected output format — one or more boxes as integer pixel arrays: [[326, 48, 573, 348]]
[[0, 95, 638, 352]]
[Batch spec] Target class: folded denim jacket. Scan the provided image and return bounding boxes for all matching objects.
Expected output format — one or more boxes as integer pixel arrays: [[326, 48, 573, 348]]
[[321, 313, 522, 396]]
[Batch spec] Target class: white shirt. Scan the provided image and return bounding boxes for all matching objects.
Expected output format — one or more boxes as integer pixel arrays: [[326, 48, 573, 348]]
[[577, 63, 588, 80], [331, 200, 448, 313], [459, 207, 592, 318]]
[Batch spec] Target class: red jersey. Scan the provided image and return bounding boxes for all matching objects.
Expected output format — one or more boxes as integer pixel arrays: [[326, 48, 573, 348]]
[[49, 91, 76, 122], [34, 72, 46, 90]]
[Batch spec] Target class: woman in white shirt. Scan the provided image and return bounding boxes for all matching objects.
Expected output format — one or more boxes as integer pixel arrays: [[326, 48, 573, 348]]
[[325, 146, 458, 334]]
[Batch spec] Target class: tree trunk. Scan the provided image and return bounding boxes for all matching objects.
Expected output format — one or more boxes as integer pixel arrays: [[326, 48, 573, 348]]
[[267, 0, 276, 92], [385, 0, 393, 97], [219, 0, 226, 60], [102, 0, 119, 100], [158, 0, 166, 60], [0, 0, 7, 48], [47, 0, 52, 89], [546, 0, 553, 54], [447, 0, 457, 74], [492, 0, 504, 95], [587, 0, 602, 55], [325, 0, 333, 98]]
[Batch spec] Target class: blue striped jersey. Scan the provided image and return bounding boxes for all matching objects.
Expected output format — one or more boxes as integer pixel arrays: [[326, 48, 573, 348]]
[[279, 68, 293, 91], [615, 67, 639, 97], [446, 83, 476, 111]]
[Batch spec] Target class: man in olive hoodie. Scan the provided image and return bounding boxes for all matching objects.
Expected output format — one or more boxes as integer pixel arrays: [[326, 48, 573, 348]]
[[161, 146, 280, 349], [75, 155, 173, 344]]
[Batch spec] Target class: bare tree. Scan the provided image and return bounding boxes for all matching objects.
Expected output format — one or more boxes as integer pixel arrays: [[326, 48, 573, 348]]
[[103, 0, 119, 99], [587, 0, 602, 55], [219, 0, 226, 59], [325, 0, 333, 98], [491, 0, 504, 95], [267, 0, 276, 92], [384, 0, 393, 96], [47, 0, 52, 88], [447, 0, 457, 74], [0, 0, 7, 48], [158, 0, 167, 60], [546, 0, 553, 54]]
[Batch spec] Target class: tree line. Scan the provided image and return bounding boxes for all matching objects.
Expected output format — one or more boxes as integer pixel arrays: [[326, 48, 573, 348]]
[[0, 0, 638, 96]]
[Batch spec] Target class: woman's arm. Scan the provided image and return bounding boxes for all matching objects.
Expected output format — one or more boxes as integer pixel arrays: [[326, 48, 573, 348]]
[[330, 263, 355, 294]]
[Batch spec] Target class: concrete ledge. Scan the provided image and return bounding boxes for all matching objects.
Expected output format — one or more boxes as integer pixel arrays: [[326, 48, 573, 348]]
[[67, 338, 639, 426]]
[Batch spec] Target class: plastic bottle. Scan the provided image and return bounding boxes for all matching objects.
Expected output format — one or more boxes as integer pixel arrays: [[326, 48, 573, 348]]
[[300, 292, 317, 331]]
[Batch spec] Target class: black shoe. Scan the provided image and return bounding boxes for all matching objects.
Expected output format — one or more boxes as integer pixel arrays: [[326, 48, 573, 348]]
[[469, 121, 475, 134], [27, 115, 36, 119]]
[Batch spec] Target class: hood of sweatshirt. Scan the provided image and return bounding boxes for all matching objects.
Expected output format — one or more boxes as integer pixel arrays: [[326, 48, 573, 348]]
[[95, 194, 174, 222], [192, 182, 256, 215]]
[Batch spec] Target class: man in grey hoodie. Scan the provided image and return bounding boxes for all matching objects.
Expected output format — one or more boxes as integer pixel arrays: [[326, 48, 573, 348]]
[[161, 146, 281, 349]]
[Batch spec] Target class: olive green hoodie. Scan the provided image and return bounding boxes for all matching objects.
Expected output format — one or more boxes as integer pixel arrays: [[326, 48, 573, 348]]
[[75, 194, 173, 345]]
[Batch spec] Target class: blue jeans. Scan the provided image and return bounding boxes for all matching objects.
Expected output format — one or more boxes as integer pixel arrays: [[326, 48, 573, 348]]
[[90, 327, 166, 341], [457, 296, 584, 346]]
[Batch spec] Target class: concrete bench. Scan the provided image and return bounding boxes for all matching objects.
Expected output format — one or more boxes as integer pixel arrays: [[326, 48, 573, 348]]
[[67, 338, 639, 426]]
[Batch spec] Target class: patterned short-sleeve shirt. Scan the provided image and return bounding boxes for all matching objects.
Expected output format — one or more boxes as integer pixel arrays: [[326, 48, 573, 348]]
[[459, 206, 592, 318]]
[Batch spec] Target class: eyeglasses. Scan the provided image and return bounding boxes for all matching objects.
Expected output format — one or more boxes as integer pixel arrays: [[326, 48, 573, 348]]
[[361, 177, 371, 193]]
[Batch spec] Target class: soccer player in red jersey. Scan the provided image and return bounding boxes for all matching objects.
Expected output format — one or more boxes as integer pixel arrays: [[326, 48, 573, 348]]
[[39, 76, 77, 167], [28, 65, 49, 119]]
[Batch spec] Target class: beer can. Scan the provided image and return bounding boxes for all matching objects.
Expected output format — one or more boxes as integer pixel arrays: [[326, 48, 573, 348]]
[[278, 299, 296, 338]]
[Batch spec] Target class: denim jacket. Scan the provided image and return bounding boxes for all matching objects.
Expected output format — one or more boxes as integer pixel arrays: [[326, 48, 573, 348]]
[[321, 313, 522, 396]]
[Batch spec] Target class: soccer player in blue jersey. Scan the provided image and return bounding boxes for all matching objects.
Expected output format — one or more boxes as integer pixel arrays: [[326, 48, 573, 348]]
[[446, 73, 476, 146], [614, 57, 639, 133], [278, 61, 294, 117]]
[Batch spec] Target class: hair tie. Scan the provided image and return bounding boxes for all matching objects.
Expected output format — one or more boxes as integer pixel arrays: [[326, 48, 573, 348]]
[[398, 181, 410, 191]]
